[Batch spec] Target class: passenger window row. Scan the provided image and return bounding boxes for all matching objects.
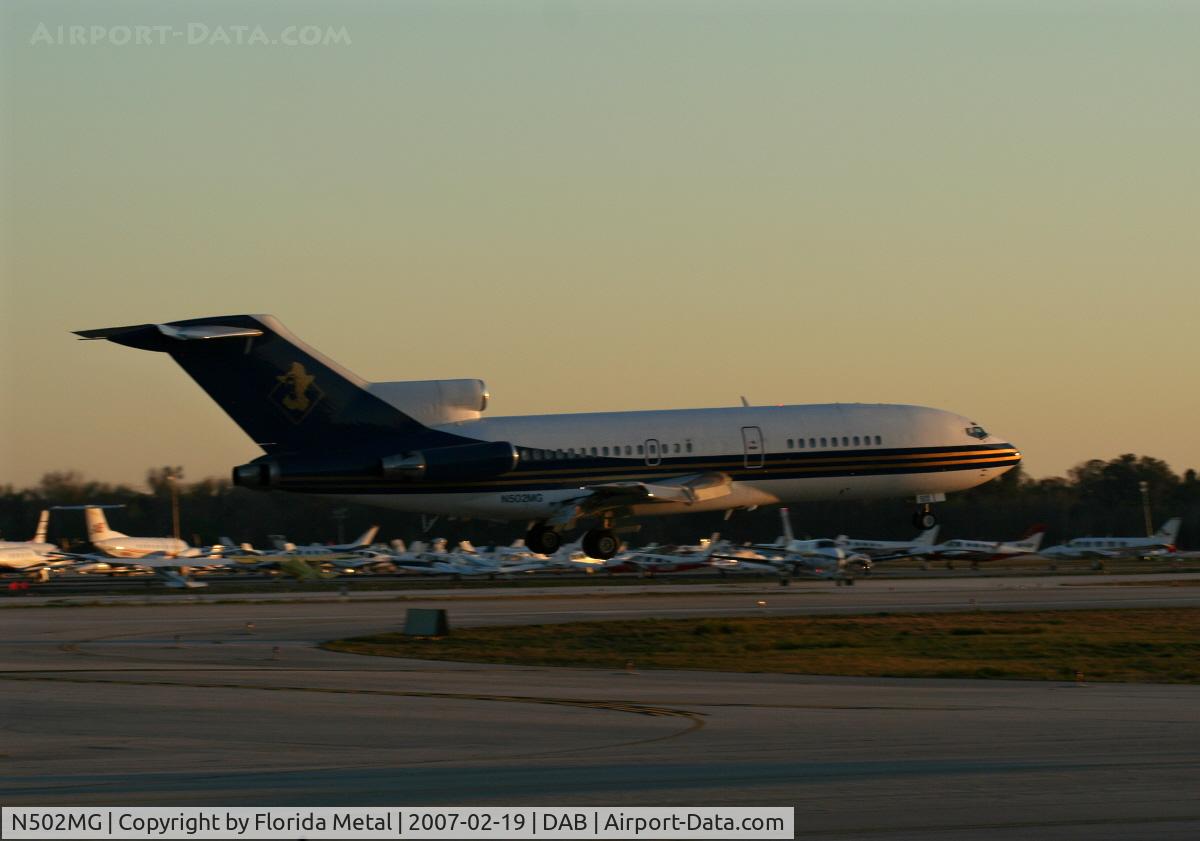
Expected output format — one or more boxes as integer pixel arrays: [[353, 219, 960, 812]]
[[519, 441, 695, 462], [784, 434, 883, 450]]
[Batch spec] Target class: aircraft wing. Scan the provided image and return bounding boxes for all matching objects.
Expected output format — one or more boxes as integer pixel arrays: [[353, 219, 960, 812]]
[[101, 554, 185, 569], [325, 555, 383, 570], [710, 557, 781, 574], [55, 553, 210, 587], [48, 550, 165, 568], [42, 550, 98, 566], [548, 472, 732, 526]]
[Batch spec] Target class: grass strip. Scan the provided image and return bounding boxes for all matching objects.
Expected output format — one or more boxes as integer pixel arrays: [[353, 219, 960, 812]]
[[323, 608, 1200, 684]]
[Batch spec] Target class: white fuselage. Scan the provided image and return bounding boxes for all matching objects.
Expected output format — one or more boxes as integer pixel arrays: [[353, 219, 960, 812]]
[[92, 536, 192, 559], [0, 540, 55, 553], [0, 546, 61, 571], [919, 539, 1020, 561], [1042, 536, 1175, 559], [327, 403, 1019, 520]]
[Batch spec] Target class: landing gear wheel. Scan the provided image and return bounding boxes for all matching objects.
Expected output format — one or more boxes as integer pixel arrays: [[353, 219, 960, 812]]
[[582, 529, 620, 560], [525, 525, 562, 555], [912, 510, 937, 530]]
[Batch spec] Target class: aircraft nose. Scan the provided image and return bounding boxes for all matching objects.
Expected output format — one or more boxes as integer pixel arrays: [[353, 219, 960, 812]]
[[998, 441, 1022, 473]]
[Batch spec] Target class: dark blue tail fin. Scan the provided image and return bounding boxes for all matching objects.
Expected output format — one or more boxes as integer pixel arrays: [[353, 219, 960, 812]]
[[76, 315, 427, 454]]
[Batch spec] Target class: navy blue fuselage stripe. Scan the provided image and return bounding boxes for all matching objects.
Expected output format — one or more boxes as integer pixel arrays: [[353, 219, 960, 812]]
[[274, 448, 1020, 494], [508, 447, 1015, 476]]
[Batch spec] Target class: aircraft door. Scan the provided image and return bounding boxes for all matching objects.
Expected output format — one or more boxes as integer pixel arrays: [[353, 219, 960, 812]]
[[644, 439, 661, 467], [742, 426, 764, 468]]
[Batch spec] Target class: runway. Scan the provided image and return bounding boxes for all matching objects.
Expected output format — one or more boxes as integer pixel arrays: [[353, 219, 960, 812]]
[[2, 573, 1198, 839]]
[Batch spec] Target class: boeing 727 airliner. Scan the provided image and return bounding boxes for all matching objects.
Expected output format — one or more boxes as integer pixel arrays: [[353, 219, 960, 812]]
[[77, 315, 1021, 559]]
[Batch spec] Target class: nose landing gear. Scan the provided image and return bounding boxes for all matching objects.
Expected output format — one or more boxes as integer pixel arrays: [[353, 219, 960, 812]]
[[912, 504, 938, 530]]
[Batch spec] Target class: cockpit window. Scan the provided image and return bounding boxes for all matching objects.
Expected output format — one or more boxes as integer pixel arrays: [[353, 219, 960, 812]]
[[966, 425, 988, 440]]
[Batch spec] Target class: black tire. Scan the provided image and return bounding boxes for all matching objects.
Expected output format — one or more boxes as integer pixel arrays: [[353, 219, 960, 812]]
[[913, 511, 937, 530], [582, 529, 620, 560], [526, 526, 561, 555]]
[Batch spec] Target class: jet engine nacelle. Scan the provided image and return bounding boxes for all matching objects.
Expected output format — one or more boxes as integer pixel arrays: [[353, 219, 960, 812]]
[[232, 452, 373, 489], [233, 441, 520, 489]]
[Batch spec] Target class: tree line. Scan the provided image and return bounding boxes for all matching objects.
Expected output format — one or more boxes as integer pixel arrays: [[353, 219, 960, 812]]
[[1, 455, 1197, 550]]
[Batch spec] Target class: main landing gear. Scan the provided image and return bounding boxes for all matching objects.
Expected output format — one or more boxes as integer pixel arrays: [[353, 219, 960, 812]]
[[524, 524, 621, 560], [525, 524, 562, 555], [581, 528, 620, 560]]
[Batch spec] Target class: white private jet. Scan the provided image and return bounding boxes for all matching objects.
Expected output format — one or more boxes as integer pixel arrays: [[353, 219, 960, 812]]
[[0, 509, 53, 552], [835, 526, 941, 560], [50, 506, 225, 587], [1040, 519, 1182, 561], [747, 508, 872, 574], [78, 314, 1021, 560], [55, 505, 202, 559], [259, 526, 380, 559], [912, 527, 1046, 569], [0, 511, 70, 577], [601, 534, 726, 575]]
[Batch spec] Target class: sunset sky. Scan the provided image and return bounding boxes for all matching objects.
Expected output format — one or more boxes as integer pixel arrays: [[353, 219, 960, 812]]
[[3, 0, 1198, 489]]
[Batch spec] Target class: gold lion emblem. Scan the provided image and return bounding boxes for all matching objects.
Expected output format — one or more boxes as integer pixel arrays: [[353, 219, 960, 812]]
[[269, 362, 323, 423], [277, 362, 315, 411]]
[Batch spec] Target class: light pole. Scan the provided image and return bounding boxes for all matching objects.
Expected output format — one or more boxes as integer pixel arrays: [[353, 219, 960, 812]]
[[332, 508, 347, 545], [168, 469, 182, 541], [1139, 480, 1152, 537]]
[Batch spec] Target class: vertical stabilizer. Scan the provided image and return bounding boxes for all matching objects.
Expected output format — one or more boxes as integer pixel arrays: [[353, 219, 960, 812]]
[[779, 507, 796, 545], [33, 510, 50, 544], [348, 526, 379, 549], [1156, 518, 1182, 544], [1010, 531, 1045, 552], [74, 315, 444, 455], [84, 507, 124, 542], [913, 525, 940, 546], [702, 533, 724, 559]]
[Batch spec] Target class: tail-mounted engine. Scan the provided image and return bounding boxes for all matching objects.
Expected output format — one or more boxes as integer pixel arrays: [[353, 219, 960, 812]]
[[233, 441, 520, 490]]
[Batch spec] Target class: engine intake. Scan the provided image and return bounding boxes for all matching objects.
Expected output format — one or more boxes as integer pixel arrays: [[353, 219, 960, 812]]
[[232, 462, 280, 488]]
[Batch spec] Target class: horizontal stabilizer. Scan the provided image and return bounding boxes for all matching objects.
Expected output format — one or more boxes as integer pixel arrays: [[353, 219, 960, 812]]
[[51, 504, 125, 510], [75, 322, 262, 344], [74, 314, 455, 454]]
